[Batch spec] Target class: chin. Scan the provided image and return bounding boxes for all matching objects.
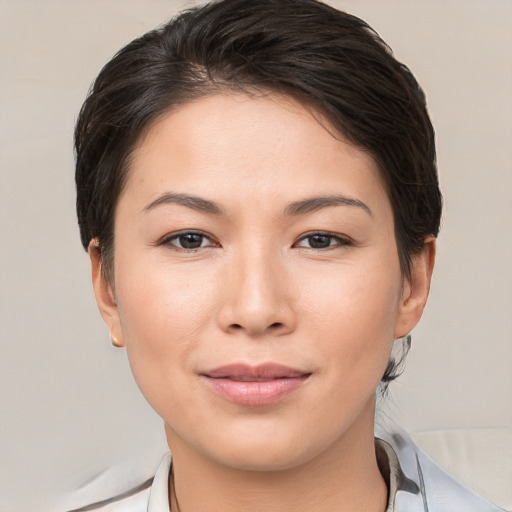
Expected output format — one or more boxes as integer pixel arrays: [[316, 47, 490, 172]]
[[183, 411, 357, 473], [204, 434, 318, 472]]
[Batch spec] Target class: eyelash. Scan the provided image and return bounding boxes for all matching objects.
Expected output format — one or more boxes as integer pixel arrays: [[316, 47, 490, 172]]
[[293, 231, 353, 250], [159, 230, 352, 252], [159, 230, 219, 252]]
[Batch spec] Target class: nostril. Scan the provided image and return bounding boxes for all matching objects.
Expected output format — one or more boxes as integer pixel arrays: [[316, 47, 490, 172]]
[[229, 322, 284, 332]]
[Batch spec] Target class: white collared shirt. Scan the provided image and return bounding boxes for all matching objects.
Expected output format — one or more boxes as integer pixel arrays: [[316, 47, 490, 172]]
[[67, 423, 505, 512]]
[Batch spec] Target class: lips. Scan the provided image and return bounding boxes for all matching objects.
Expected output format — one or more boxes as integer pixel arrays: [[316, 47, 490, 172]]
[[200, 363, 311, 406]]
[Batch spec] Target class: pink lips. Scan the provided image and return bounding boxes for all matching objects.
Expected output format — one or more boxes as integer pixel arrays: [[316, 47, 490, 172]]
[[200, 363, 310, 406]]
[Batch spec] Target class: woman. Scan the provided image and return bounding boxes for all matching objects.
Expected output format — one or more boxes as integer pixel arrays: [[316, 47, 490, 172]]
[[73, 0, 505, 510]]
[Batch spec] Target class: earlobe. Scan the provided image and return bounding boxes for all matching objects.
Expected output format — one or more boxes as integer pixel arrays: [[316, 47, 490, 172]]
[[88, 239, 124, 348], [394, 237, 436, 339]]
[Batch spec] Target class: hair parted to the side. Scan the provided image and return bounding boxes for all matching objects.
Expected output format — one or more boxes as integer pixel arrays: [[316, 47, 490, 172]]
[[75, 0, 442, 389]]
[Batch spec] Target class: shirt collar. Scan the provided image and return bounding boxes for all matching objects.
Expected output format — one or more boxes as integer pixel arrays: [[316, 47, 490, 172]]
[[148, 425, 424, 512], [147, 451, 172, 512]]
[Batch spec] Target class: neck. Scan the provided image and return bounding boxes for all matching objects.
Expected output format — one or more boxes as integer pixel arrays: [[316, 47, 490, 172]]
[[166, 400, 388, 512]]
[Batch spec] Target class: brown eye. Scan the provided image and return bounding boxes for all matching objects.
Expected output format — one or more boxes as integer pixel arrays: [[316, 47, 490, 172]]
[[177, 233, 205, 249], [295, 232, 352, 250], [307, 234, 332, 249], [162, 230, 216, 251]]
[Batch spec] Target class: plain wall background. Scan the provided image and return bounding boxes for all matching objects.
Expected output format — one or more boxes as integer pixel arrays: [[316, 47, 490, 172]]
[[1, 1, 511, 511]]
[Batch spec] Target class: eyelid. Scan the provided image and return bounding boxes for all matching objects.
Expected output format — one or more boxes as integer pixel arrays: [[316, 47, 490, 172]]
[[158, 229, 220, 251], [156, 229, 352, 251], [293, 231, 353, 249]]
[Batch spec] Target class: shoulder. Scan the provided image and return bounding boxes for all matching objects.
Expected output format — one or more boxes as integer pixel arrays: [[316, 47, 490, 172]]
[[61, 453, 171, 512], [376, 422, 506, 512], [64, 479, 152, 512]]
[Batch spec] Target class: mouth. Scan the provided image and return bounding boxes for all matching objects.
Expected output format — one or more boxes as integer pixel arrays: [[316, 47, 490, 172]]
[[200, 363, 311, 406]]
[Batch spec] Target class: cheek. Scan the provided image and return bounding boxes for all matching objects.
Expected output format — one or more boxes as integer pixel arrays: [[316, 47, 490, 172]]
[[298, 257, 402, 379], [113, 256, 218, 405], [291, 266, 401, 441]]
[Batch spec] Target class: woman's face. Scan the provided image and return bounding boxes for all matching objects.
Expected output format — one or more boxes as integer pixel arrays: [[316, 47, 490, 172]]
[[92, 93, 432, 471]]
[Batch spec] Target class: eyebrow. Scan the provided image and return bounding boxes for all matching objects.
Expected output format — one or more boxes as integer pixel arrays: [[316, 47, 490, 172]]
[[142, 192, 372, 218], [142, 193, 224, 215], [285, 195, 372, 217]]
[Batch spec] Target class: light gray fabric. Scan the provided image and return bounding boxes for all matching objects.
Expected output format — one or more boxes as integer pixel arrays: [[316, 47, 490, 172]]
[[374, 422, 506, 512], [147, 453, 171, 512], [412, 427, 512, 509], [69, 423, 506, 511]]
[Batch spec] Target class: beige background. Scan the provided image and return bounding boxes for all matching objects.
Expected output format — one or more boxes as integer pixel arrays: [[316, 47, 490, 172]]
[[1, 1, 511, 511]]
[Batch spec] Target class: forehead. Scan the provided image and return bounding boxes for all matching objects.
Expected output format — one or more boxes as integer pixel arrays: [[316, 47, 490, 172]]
[[123, 92, 390, 217]]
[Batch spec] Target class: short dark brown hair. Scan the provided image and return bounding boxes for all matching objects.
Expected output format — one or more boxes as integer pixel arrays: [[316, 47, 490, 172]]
[[75, 0, 442, 386]]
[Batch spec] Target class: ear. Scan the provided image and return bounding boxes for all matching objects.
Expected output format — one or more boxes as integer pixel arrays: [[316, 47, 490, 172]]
[[88, 239, 124, 347], [394, 237, 436, 339]]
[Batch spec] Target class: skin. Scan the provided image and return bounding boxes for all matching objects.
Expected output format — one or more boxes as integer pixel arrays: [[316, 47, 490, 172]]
[[90, 93, 435, 512]]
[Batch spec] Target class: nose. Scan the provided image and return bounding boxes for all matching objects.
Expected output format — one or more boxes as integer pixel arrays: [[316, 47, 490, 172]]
[[217, 248, 297, 337]]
